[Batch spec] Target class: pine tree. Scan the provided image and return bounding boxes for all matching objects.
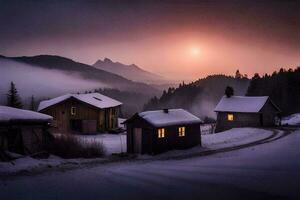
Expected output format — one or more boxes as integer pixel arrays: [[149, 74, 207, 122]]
[[225, 86, 234, 98], [7, 81, 23, 108], [30, 95, 36, 111], [235, 69, 242, 79]]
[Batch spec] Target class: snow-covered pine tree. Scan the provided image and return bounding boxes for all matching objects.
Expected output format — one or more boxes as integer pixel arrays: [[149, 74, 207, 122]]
[[7, 81, 23, 108]]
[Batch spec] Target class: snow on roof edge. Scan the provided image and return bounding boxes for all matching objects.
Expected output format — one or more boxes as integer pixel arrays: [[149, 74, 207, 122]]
[[38, 93, 122, 111], [0, 106, 52, 123], [135, 109, 202, 127], [214, 95, 270, 113]]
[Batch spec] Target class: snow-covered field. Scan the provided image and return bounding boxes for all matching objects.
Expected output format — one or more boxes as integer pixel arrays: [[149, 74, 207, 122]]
[[1, 129, 299, 200], [282, 113, 300, 125], [0, 128, 273, 175], [202, 128, 272, 148]]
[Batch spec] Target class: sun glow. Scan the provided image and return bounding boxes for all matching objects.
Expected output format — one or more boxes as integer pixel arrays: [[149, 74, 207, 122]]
[[189, 46, 200, 56]]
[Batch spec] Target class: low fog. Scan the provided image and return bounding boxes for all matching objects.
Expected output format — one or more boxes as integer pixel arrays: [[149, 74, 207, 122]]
[[0, 59, 108, 106]]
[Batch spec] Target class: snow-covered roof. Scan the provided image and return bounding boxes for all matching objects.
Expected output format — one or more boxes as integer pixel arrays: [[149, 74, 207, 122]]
[[138, 109, 202, 127], [38, 93, 122, 111], [0, 106, 52, 123], [214, 96, 270, 113]]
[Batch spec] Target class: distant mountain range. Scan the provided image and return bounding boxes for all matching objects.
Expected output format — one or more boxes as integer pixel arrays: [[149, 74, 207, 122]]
[[93, 58, 167, 84], [0, 55, 159, 95]]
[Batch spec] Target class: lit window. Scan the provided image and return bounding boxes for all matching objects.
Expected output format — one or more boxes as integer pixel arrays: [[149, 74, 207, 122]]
[[227, 114, 234, 121], [71, 107, 76, 116], [178, 126, 185, 137], [158, 128, 165, 138]]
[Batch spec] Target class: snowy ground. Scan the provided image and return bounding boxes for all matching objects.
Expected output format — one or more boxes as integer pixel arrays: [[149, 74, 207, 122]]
[[75, 133, 127, 155], [200, 123, 215, 134], [0, 128, 273, 175], [1, 128, 299, 200], [202, 128, 272, 149], [77, 128, 272, 157], [282, 113, 300, 125], [144, 128, 273, 159]]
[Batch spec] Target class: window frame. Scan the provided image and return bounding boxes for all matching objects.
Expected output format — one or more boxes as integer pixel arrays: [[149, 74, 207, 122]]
[[71, 106, 76, 116], [157, 128, 165, 138], [227, 113, 234, 121], [178, 126, 186, 137]]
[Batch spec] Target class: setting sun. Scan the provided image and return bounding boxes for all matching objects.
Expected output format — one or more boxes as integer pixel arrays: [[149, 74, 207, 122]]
[[189, 46, 200, 56]]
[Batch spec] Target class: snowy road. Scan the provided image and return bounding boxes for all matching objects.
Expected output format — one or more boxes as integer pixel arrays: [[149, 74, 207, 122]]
[[1, 129, 300, 200]]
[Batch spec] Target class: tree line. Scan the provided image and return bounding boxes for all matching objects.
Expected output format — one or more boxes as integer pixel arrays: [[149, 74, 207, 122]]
[[144, 68, 300, 118], [247, 67, 300, 115]]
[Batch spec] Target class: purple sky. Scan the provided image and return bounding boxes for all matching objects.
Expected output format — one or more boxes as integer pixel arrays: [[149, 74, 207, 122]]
[[0, 0, 299, 80]]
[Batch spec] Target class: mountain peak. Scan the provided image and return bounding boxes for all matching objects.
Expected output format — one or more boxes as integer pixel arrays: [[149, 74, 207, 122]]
[[93, 58, 166, 84], [130, 64, 138, 68], [103, 58, 113, 63]]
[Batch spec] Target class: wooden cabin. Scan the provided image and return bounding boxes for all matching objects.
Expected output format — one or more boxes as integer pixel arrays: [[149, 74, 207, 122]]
[[214, 96, 281, 132], [38, 93, 122, 134], [0, 106, 52, 156], [124, 109, 202, 155]]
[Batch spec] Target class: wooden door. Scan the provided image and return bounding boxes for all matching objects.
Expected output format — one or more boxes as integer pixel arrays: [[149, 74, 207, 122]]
[[133, 128, 142, 153], [260, 114, 264, 126]]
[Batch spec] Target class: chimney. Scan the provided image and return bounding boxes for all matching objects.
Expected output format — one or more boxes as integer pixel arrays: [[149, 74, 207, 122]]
[[163, 108, 169, 113]]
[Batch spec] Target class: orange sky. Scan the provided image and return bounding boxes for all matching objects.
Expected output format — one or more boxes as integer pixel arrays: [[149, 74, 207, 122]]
[[1, 1, 299, 82], [44, 31, 299, 81]]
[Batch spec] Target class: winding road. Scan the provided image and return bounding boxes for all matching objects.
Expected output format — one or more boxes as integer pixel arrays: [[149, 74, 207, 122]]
[[1, 127, 299, 200]]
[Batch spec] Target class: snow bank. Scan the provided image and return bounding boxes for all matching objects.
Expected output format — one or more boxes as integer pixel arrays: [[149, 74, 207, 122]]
[[0, 155, 62, 174], [282, 113, 300, 125], [202, 128, 272, 148]]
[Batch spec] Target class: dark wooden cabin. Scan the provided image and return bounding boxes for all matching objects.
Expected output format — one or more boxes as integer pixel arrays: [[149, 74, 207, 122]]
[[124, 109, 202, 155], [38, 93, 122, 134], [0, 106, 52, 156], [214, 96, 281, 132]]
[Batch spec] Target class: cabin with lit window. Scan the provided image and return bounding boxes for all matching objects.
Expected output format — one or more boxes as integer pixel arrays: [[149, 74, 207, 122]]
[[38, 93, 122, 134], [214, 96, 281, 132], [124, 109, 202, 154]]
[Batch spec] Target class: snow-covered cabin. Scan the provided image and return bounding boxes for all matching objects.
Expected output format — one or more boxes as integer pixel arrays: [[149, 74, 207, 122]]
[[38, 93, 122, 134], [214, 96, 281, 132], [0, 106, 52, 156], [124, 109, 202, 154]]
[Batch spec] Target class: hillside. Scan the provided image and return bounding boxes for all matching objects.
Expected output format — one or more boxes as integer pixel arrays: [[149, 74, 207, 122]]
[[0, 55, 161, 116], [247, 67, 300, 115], [93, 58, 166, 84], [1, 55, 159, 95], [144, 75, 250, 119]]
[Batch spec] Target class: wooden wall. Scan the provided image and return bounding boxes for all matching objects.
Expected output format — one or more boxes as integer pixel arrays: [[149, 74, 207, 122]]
[[215, 100, 279, 132], [0, 124, 49, 155], [215, 112, 260, 132], [150, 123, 201, 154], [42, 98, 120, 134], [260, 99, 279, 126], [126, 117, 201, 154]]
